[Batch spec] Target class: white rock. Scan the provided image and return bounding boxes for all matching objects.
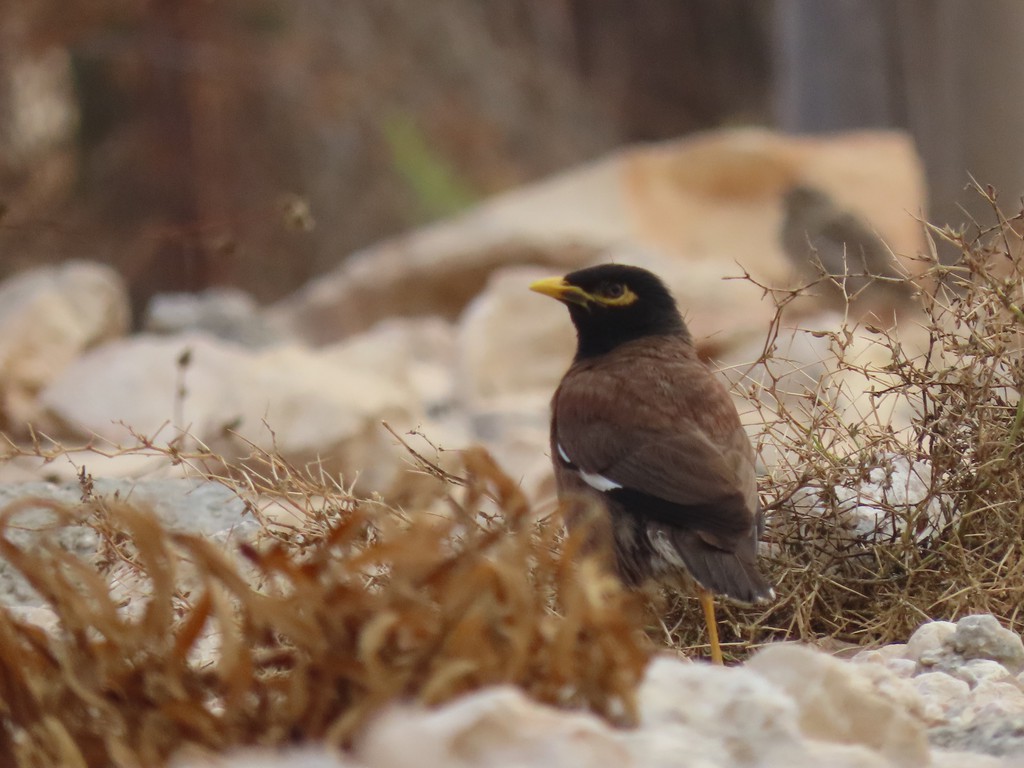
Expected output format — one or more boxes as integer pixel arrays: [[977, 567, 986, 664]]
[[931, 749, 1016, 768], [930, 712, 1024, 759], [145, 287, 286, 348], [954, 659, 1016, 689], [357, 686, 630, 768], [36, 328, 432, 494], [950, 615, 1024, 673], [885, 658, 918, 679], [962, 680, 1024, 723], [853, 643, 908, 665], [456, 265, 575, 413], [636, 654, 799, 745], [788, 453, 943, 547], [911, 672, 971, 725], [0, 478, 254, 609], [172, 747, 361, 767], [0, 261, 129, 428], [906, 621, 958, 665], [748, 643, 929, 766], [272, 128, 926, 347]]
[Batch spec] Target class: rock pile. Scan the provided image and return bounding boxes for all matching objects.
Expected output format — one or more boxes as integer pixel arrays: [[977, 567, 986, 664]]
[[172, 616, 1024, 767], [1, 128, 927, 505], [2, 476, 1021, 765], [9, 128, 1012, 766]]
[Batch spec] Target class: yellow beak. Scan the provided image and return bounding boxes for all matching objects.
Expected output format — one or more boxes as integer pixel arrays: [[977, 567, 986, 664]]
[[529, 276, 590, 306]]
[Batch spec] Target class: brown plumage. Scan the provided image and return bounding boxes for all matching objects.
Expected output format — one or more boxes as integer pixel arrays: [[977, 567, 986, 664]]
[[531, 264, 773, 661], [781, 184, 911, 309]]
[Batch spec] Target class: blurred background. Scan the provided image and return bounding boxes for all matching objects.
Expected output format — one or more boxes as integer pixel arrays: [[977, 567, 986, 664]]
[[2, 0, 1023, 319]]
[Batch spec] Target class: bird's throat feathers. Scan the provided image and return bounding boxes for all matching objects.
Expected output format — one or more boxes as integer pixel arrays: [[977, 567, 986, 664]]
[[569, 306, 690, 361]]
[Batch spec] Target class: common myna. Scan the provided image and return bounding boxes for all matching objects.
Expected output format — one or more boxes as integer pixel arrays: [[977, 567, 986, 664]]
[[781, 185, 910, 309], [530, 264, 773, 664]]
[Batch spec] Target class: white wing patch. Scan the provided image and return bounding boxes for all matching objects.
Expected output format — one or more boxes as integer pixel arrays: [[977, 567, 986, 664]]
[[580, 469, 623, 492], [556, 442, 572, 465], [557, 441, 623, 493]]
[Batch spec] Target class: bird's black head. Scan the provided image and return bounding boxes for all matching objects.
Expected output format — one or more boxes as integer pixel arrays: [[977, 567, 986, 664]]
[[530, 263, 689, 360]]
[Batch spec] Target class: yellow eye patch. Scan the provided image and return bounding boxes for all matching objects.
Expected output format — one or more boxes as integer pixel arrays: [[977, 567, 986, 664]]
[[591, 285, 638, 307]]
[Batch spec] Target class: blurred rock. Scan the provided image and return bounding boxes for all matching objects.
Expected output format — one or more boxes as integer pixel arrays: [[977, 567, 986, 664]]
[[748, 643, 930, 766], [457, 265, 575, 413], [174, 749, 359, 768], [906, 621, 959, 665], [270, 240, 597, 346], [144, 287, 287, 348], [357, 647, 989, 768], [787, 452, 943, 548], [0, 261, 130, 430], [0, 478, 255, 609], [950, 616, 1024, 674], [912, 616, 1024, 678], [36, 323, 455, 496], [910, 672, 971, 725], [953, 660, 1016, 690], [174, 749, 358, 768], [358, 687, 629, 768], [931, 712, 1024, 760], [272, 128, 926, 347]]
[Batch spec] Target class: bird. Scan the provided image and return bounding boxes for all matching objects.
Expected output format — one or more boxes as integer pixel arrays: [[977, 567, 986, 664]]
[[781, 185, 911, 310], [530, 263, 773, 664]]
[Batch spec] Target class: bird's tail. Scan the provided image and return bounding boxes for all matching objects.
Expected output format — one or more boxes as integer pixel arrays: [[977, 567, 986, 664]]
[[650, 526, 774, 604]]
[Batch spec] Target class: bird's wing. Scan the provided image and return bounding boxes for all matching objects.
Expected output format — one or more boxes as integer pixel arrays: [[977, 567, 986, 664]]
[[814, 214, 888, 273], [554, 415, 756, 545]]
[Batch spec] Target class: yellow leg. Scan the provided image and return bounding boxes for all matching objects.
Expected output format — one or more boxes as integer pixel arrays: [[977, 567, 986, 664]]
[[699, 589, 723, 665]]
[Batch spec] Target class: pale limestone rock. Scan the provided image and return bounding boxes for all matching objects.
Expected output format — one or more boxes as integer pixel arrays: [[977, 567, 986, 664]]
[[357, 686, 630, 768], [145, 287, 285, 348], [0, 478, 254, 609], [885, 658, 920, 679], [37, 332, 247, 442], [456, 265, 574, 413], [915, 617, 1024, 681], [905, 621, 958, 665], [635, 655, 799, 750], [633, 652, 935, 767], [270, 240, 596, 345], [722, 315, 931, 474], [783, 451, 943, 553], [36, 326, 440, 494], [852, 647, 917, 680], [852, 643, 912, 677], [911, 672, 970, 725], [272, 129, 926, 347], [950, 616, 1024, 674], [930, 713, 1024, 759], [6, 605, 60, 633], [0, 261, 129, 429], [748, 643, 929, 766], [622, 129, 925, 288], [954, 660, 1016, 689], [931, 749, 1017, 768], [173, 748, 359, 767], [962, 680, 1024, 723], [358, 655, 913, 768]]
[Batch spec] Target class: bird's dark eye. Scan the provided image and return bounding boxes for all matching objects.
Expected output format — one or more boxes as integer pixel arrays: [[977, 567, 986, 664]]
[[603, 282, 625, 299]]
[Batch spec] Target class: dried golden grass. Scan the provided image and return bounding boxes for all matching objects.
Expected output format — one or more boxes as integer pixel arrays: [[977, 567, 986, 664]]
[[4, 185, 1024, 762], [0, 444, 648, 767], [661, 186, 1024, 659]]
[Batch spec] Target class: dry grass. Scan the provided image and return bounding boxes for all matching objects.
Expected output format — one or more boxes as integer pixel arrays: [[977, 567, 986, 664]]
[[0, 442, 648, 766], [3, 186, 1024, 763], [662, 186, 1024, 659]]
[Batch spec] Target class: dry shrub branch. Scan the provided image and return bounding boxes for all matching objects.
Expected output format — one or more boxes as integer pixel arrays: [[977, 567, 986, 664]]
[[662, 186, 1024, 657], [0, 443, 648, 767]]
